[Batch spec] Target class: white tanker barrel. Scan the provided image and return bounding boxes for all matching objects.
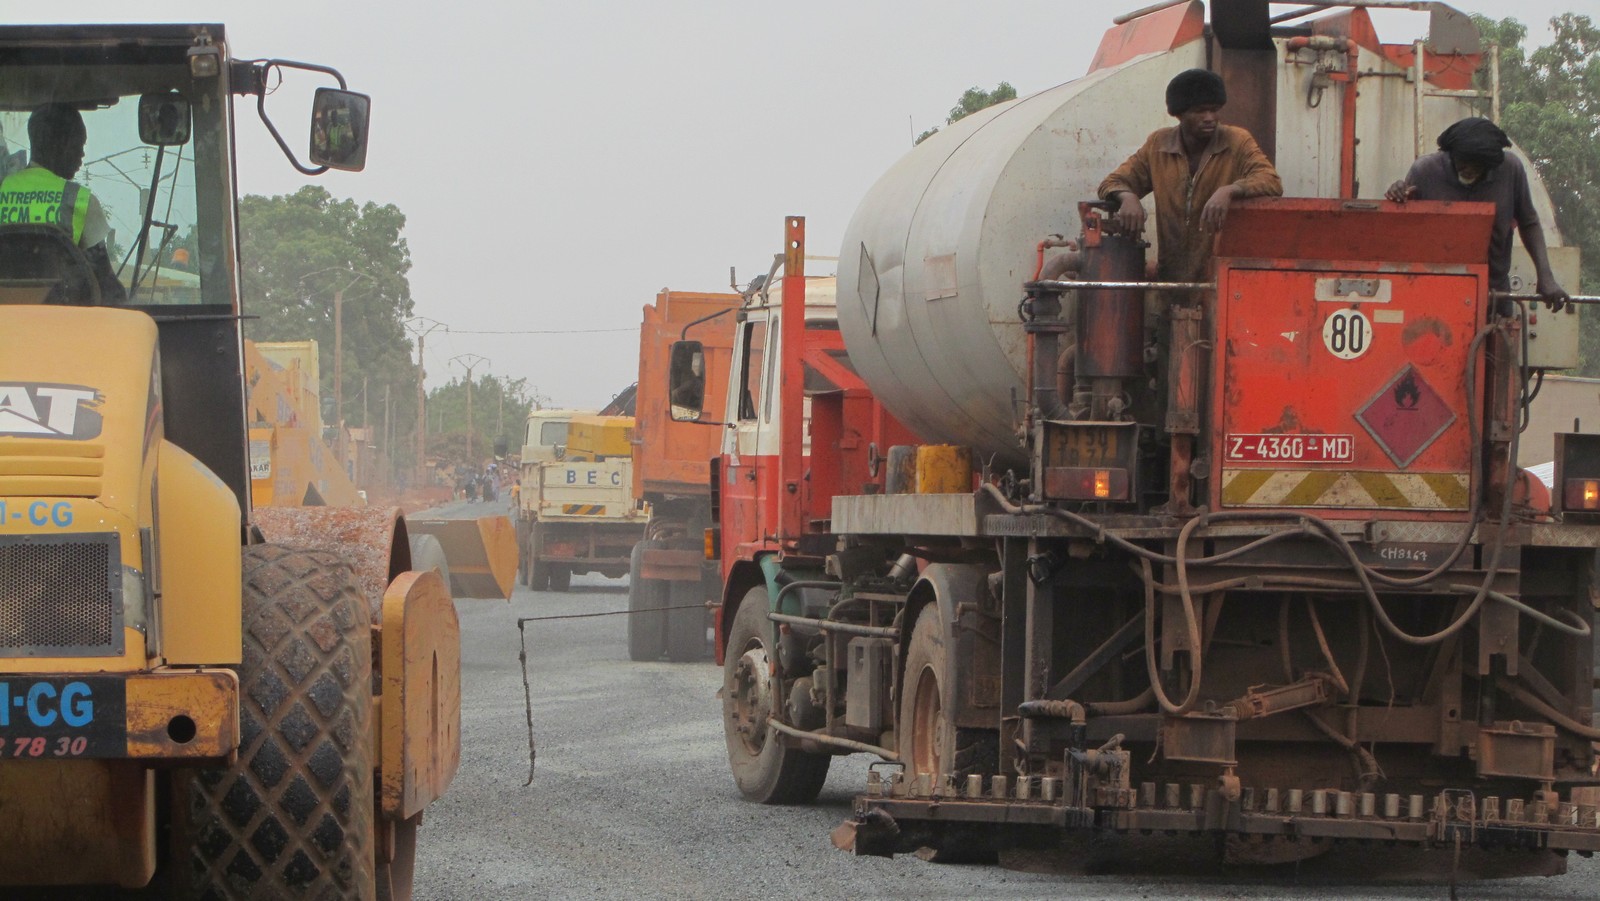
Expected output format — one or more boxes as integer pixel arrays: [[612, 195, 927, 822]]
[[837, 49, 1202, 468]]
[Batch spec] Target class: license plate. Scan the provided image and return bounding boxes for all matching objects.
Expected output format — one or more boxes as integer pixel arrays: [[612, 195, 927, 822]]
[[0, 677, 127, 758], [1057, 426, 1121, 467], [1226, 433, 1355, 463]]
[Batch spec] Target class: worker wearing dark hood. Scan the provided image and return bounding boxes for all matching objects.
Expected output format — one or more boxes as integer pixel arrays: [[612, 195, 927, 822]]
[[1386, 117, 1568, 309], [1098, 68, 1282, 282]]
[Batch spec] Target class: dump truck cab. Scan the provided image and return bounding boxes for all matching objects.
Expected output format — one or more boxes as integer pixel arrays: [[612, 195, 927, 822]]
[[0, 25, 462, 898]]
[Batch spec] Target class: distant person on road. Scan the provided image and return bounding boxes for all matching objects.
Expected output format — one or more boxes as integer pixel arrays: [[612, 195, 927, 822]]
[[1098, 69, 1283, 283], [0, 103, 126, 303], [1386, 116, 1569, 310]]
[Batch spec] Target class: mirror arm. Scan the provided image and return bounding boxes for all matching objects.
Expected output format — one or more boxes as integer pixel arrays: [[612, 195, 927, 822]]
[[233, 59, 350, 176]]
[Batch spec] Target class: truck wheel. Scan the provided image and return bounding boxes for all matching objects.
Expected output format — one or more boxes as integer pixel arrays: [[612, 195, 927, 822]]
[[524, 525, 549, 591], [665, 578, 706, 662], [518, 533, 533, 588], [723, 587, 830, 804], [548, 566, 571, 592], [170, 544, 375, 899], [898, 605, 998, 863], [627, 543, 666, 661]]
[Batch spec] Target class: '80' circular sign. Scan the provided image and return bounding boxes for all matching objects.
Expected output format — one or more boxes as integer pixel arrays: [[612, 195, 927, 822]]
[[1322, 308, 1372, 360]]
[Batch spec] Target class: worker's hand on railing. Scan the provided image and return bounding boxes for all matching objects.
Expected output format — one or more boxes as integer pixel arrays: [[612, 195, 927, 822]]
[[1201, 185, 1241, 230], [1537, 272, 1570, 312], [1114, 192, 1146, 236], [1384, 180, 1418, 203]]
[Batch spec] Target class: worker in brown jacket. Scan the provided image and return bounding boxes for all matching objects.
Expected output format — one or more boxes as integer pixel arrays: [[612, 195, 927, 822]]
[[1098, 69, 1282, 283]]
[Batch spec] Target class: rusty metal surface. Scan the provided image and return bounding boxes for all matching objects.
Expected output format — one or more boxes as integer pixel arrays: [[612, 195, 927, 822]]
[[126, 669, 239, 760], [854, 778, 1600, 854], [639, 547, 705, 582], [0, 760, 154, 887], [253, 505, 402, 624]]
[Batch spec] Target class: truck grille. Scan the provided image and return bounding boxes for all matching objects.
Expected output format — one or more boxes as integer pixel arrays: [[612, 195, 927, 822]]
[[0, 533, 123, 656]]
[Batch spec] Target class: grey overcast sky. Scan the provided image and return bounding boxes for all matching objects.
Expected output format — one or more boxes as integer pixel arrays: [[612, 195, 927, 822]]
[[17, 1, 1583, 409]]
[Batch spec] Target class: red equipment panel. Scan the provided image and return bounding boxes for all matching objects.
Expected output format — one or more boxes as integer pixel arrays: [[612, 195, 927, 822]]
[[1210, 199, 1493, 519]]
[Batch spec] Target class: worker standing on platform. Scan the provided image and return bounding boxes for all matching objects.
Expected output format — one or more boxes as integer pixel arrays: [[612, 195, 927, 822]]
[[1386, 116, 1569, 310], [1098, 68, 1282, 282]]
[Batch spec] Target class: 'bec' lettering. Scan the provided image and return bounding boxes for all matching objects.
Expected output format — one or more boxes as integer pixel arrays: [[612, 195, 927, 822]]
[[586, 471, 597, 485], [611, 471, 621, 486]]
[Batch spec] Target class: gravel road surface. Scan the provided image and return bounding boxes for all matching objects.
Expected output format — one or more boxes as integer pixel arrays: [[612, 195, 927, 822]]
[[412, 501, 1600, 901]]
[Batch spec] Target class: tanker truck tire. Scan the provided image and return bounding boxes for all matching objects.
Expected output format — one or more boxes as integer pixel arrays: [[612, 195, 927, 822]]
[[723, 587, 830, 804], [170, 544, 375, 900], [665, 578, 707, 662], [627, 542, 666, 661], [899, 606, 999, 864], [409, 534, 451, 595]]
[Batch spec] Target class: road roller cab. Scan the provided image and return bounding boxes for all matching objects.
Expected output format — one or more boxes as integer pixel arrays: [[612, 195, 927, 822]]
[[0, 25, 474, 898]]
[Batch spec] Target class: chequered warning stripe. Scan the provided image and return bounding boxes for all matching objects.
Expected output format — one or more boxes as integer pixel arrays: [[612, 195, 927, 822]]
[[560, 504, 608, 516], [1221, 470, 1470, 510]]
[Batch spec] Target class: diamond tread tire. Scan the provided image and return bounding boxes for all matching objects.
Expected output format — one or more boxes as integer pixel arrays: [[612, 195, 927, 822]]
[[171, 544, 375, 900]]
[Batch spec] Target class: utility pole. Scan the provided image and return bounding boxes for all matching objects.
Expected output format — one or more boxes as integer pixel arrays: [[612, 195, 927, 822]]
[[383, 382, 391, 487], [496, 376, 508, 445], [451, 353, 490, 466], [330, 270, 369, 463], [404, 317, 445, 485]]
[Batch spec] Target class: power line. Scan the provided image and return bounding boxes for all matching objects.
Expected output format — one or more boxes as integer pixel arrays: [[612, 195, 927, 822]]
[[442, 326, 638, 335]]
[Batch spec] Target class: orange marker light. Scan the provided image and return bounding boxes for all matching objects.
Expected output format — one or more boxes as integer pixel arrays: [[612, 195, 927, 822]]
[[1563, 479, 1600, 511], [1094, 470, 1112, 499]]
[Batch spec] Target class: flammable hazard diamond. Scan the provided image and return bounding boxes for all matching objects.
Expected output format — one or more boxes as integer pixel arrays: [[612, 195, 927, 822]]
[[1355, 364, 1456, 469]]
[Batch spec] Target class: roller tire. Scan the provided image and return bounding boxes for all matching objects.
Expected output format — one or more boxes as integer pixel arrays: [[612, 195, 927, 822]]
[[626, 543, 666, 662], [170, 544, 375, 899], [723, 587, 830, 804], [899, 605, 998, 864], [665, 578, 708, 662]]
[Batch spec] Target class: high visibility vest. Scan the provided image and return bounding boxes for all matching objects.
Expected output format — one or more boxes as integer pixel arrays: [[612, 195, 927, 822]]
[[0, 165, 91, 245]]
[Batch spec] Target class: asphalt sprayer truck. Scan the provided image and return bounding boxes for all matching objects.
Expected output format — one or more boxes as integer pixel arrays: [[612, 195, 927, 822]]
[[0, 25, 511, 898], [672, 0, 1600, 879]]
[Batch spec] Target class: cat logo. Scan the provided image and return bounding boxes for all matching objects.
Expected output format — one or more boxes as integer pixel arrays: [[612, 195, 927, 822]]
[[0, 383, 104, 440]]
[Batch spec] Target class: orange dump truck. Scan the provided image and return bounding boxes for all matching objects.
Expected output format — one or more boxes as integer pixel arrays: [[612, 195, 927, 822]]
[[627, 289, 740, 661]]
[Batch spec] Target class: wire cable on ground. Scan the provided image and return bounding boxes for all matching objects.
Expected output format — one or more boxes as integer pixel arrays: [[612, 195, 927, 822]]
[[516, 603, 711, 785]]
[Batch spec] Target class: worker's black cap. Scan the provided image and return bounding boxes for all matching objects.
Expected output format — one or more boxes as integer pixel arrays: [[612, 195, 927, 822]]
[[1166, 69, 1226, 116]]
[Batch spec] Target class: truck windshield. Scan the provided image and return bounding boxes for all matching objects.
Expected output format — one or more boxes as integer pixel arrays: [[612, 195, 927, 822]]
[[0, 52, 229, 306]]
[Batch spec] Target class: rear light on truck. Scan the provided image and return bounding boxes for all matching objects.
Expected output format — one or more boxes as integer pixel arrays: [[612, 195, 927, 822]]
[[1554, 433, 1600, 520], [704, 527, 720, 560], [1564, 479, 1600, 511], [1044, 466, 1130, 502]]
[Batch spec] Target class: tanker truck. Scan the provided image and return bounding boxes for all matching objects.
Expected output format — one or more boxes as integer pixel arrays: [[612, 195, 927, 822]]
[[678, 0, 1600, 876]]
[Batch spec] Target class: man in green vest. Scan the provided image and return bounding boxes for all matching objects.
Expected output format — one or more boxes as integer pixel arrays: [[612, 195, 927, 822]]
[[0, 103, 125, 303]]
